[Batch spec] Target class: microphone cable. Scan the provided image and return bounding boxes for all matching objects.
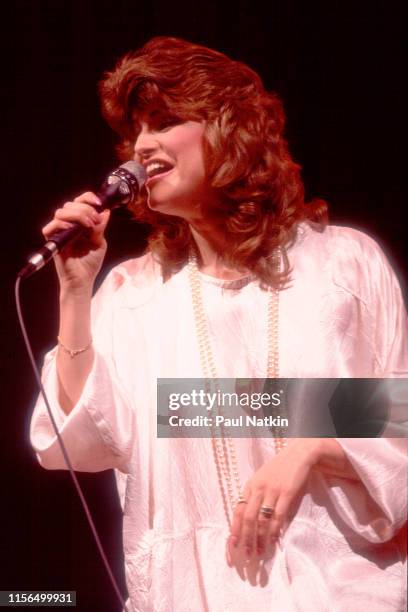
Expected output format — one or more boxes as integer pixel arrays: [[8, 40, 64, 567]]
[[16, 275, 130, 612]]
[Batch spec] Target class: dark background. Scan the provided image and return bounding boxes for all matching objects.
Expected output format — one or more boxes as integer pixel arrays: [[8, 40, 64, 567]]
[[1, 1, 406, 610]]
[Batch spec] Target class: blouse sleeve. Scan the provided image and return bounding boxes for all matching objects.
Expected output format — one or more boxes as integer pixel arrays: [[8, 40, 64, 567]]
[[369, 245, 407, 378], [325, 438, 407, 543], [29, 264, 138, 474], [329, 230, 408, 542], [332, 228, 408, 378]]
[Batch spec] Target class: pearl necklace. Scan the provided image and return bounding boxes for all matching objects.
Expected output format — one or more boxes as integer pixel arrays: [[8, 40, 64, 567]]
[[187, 251, 287, 526]]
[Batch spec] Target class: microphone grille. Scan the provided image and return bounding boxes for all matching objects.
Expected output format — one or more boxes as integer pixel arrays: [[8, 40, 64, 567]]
[[120, 160, 147, 186]]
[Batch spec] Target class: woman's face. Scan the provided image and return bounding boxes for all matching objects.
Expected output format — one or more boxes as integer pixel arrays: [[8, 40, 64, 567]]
[[133, 111, 217, 220]]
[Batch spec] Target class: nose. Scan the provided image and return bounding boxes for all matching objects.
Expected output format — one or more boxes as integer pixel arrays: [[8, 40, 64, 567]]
[[133, 125, 159, 161]]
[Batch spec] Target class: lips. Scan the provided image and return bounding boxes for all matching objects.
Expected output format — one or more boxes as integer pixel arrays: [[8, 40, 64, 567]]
[[144, 159, 175, 180]]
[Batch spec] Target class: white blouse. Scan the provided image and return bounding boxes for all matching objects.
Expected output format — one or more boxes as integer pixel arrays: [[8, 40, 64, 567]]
[[30, 224, 408, 611]]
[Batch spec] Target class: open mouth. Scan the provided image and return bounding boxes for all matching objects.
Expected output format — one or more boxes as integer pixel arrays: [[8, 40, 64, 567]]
[[145, 160, 174, 183]]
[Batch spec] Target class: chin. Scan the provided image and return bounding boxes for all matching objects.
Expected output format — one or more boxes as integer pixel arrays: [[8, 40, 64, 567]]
[[146, 189, 190, 214], [146, 198, 185, 219]]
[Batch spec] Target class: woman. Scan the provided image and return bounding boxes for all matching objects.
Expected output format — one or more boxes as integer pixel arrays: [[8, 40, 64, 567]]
[[30, 37, 407, 611]]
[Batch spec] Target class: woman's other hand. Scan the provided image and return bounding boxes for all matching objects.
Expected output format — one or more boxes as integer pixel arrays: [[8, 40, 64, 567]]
[[228, 438, 358, 561]]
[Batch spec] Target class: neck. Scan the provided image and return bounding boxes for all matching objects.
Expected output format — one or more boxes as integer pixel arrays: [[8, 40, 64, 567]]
[[189, 222, 248, 280]]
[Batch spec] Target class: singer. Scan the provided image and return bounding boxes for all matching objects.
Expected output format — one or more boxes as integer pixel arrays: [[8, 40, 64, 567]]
[[30, 38, 407, 611]]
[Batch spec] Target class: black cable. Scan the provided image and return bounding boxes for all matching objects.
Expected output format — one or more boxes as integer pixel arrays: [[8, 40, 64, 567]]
[[15, 275, 129, 612]]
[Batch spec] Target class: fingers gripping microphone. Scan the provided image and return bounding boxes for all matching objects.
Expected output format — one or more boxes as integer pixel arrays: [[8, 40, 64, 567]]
[[18, 161, 147, 280]]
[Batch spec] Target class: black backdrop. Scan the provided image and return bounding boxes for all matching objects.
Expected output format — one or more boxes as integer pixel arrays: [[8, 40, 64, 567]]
[[1, 1, 406, 611]]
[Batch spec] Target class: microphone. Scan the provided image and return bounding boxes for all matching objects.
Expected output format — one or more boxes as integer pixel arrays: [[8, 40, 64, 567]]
[[18, 161, 147, 279]]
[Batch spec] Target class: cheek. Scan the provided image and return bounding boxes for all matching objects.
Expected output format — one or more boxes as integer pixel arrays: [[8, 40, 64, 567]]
[[175, 127, 206, 170], [180, 143, 206, 180]]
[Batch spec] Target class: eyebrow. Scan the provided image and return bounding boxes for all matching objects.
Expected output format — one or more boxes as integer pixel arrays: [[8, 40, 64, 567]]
[[132, 108, 164, 127]]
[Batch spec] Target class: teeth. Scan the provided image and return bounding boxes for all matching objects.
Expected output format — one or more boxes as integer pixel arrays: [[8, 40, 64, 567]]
[[146, 161, 173, 177]]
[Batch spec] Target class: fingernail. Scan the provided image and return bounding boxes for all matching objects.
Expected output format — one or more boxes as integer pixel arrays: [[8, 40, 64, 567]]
[[93, 196, 102, 206]]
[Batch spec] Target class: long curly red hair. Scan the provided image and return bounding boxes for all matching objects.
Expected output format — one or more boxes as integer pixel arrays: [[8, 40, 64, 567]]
[[99, 36, 328, 286]]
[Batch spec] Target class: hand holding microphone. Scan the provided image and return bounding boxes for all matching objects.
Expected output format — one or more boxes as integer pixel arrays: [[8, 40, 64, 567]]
[[18, 161, 147, 285]]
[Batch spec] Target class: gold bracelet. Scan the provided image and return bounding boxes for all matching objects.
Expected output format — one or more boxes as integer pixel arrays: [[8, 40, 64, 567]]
[[57, 336, 93, 358]]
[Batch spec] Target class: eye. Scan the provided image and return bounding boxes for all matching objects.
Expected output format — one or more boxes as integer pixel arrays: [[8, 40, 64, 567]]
[[155, 114, 183, 131]]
